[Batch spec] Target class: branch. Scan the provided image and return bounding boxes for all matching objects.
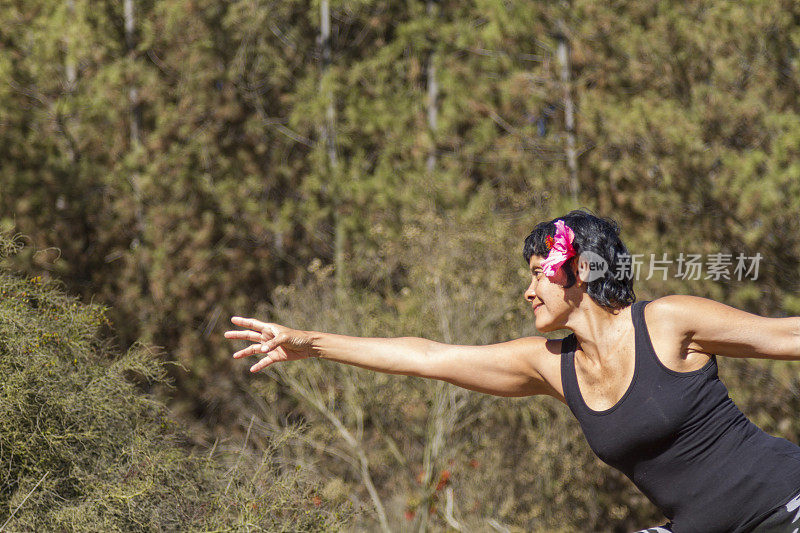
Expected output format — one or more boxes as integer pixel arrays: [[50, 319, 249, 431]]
[[1, 471, 50, 531], [278, 368, 391, 533]]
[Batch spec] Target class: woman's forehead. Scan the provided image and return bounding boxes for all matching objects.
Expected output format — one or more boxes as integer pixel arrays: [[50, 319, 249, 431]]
[[529, 256, 546, 268]]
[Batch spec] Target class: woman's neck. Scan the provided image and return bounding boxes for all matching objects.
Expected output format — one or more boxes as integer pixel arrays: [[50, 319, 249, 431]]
[[568, 302, 634, 365]]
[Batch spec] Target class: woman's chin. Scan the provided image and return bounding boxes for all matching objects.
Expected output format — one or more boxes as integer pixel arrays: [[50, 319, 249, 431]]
[[534, 315, 551, 331], [534, 314, 560, 333]]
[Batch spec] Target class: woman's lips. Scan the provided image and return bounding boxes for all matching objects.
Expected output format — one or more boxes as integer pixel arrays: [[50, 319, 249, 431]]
[[533, 304, 543, 312]]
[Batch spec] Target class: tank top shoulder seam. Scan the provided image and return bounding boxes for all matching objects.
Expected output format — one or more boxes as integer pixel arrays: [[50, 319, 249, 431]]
[[636, 299, 717, 378]]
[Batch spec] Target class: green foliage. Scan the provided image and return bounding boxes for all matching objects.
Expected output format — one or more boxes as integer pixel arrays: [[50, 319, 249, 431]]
[[3, 0, 800, 530], [0, 233, 355, 531]]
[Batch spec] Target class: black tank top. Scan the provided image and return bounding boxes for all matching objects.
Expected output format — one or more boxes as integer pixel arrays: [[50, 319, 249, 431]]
[[560, 299, 800, 533]]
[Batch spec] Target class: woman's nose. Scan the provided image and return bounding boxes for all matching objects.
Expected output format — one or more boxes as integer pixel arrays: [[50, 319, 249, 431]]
[[524, 283, 536, 302]]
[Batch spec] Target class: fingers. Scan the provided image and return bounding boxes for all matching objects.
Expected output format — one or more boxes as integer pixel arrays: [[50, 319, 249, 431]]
[[224, 329, 263, 343], [232, 342, 266, 359], [231, 332, 286, 359], [227, 316, 289, 372], [250, 355, 279, 373], [233, 344, 283, 371], [231, 316, 272, 332]]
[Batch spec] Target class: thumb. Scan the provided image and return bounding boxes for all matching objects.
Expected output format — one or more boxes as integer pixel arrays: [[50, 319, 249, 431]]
[[260, 332, 287, 353]]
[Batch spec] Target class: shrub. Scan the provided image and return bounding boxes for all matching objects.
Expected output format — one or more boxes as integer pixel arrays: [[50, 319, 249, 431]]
[[0, 233, 356, 531]]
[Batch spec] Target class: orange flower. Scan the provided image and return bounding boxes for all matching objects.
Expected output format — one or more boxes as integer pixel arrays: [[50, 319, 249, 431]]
[[545, 235, 555, 249]]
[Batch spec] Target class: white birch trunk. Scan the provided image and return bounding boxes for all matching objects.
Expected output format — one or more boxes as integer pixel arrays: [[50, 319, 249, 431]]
[[319, 0, 346, 302], [125, 0, 149, 329], [556, 22, 579, 202]]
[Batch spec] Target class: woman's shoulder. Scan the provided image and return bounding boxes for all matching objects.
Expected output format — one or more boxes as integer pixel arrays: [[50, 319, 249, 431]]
[[640, 295, 717, 373], [530, 335, 572, 404], [638, 296, 695, 340]]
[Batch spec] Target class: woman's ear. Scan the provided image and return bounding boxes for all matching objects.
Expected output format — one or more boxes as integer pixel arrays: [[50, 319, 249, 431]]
[[575, 255, 597, 287], [575, 255, 590, 286]]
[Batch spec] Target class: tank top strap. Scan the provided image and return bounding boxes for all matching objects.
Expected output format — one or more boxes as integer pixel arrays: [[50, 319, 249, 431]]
[[559, 332, 583, 416], [632, 298, 718, 378], [631, 299, 662, 378]]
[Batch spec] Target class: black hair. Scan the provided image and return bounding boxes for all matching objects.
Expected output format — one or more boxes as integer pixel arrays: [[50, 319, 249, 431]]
[[522, 208, 636, 311]]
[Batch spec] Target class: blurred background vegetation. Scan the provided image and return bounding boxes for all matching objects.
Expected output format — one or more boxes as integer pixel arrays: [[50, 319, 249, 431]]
[[2, 0, 800, 531]]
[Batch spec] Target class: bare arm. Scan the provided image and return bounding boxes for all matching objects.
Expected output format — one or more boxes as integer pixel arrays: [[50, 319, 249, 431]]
[[225, 317, 557, 397], [312, 332, 557, 397], [423, 337, 559, 397], [308, 332, 436, 376], [653, 295, 800, 360]]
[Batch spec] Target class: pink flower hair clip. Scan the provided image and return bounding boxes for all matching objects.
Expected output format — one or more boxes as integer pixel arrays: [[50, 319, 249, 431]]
[[541, 219, 576, 278]]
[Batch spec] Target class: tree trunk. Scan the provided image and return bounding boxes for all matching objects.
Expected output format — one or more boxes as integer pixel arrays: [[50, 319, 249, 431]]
[[426, 1, 439, 176], [60, 0, 78, 171], [319, 0, 346, 302], [556, 21, 579, 203], [124, 0, 149, 333]]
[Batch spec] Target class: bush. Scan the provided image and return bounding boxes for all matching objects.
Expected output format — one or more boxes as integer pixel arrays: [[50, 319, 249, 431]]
[[0, 233, 356, 531]]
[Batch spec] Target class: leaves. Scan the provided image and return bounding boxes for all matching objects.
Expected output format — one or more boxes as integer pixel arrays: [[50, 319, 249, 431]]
[[3, 0, 800, 530]]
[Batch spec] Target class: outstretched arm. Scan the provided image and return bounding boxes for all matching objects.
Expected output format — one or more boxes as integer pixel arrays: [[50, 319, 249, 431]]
[[653, 295, 800, 360], [225, 317, 559, 397]]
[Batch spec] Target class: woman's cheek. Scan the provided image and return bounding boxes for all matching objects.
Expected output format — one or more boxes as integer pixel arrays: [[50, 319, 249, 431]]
[[548, 269, 567, 287]]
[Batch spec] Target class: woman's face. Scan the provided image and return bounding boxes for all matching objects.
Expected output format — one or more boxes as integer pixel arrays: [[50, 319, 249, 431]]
[[524, 255, 582, 332]]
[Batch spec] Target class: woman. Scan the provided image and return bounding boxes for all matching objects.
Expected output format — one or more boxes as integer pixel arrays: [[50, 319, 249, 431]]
[[225, 210, 800, 532]]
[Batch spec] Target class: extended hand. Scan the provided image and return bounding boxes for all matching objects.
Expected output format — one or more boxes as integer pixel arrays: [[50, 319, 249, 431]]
[[224, 317, 316, 373]]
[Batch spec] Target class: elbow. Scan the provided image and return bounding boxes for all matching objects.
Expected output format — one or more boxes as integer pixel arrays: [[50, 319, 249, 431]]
[[416, 340, 447, 379]]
